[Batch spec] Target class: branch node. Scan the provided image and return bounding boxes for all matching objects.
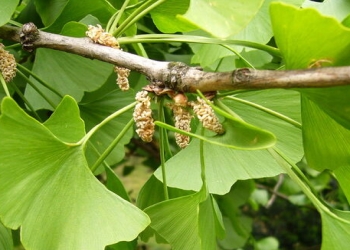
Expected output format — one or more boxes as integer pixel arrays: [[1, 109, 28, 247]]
[[165, 62, 190, 91], [20, 22, 39, 52], [232, 68, 253, 83]]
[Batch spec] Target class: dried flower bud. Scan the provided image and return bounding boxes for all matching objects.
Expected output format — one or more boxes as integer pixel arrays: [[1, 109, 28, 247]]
[[173, 93, 188, 106], [86, 25, 119, 48], [0, 44, 16, 83], [114, 66, 130, 91], [190, 97, 224, 134], [133, 91, 155, 142]]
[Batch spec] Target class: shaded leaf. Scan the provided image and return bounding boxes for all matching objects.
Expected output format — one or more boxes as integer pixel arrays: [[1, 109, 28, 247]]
[[0, 221, 12, 250], [301, 96, 350, 172], [333, 165, 350, 204], [79, 87, 134, 172], [320, 208, 350, 250], [35, 0, 115, 32], [216, 181, 255, 249], [25, 48, 113, 110], [105, 166, 130, 201], [0, 97, 149, 250], [300, 86, 350, 130], [270, 3, 350, 172], [145, 187, 223, 250]]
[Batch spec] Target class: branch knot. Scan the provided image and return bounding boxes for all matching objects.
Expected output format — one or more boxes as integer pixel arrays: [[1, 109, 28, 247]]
[[20, 22, 39, 52]]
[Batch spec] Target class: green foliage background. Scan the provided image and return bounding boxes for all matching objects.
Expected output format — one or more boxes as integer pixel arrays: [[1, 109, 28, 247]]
[[0, 0, 350, 249]]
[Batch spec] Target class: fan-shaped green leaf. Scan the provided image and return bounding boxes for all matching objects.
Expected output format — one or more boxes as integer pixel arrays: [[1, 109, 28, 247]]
[[320, 208, 350, 250], [145, 186, 224, 250], [35, 0, 115, 32], [25, 48, 113, 110], [155, 89, 300, 194], [0, 96, 149, 250], [0, 222, 12, 250], [271, 3, 350, 69], [0, 0, 19, 26], [150, 0, 196, 33], [79, 87, 134, 172], [303, 0, 350, 22], [270, 2, 350, 172], [301, 97, 350, 171], [178, 0, 263, 38]]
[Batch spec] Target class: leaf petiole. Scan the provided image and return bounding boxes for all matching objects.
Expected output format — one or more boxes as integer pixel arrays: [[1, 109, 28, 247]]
[[79, 101, 136, 146], [90, 118, 134, 172]]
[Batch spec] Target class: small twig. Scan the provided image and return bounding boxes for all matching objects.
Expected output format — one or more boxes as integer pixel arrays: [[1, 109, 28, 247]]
[[255, 176, 289, 208], [265, 174, 285, 208], [1, 23, 350, 93]]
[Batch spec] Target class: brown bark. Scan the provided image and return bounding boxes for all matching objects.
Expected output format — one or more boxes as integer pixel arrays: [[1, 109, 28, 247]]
[[1, 23, 350, 93]]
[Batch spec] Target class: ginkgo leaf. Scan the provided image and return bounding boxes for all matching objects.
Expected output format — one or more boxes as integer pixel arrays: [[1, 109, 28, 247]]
[[145, 186, 224, 250], [79, 88, 134, 172], [0, 0, 19, 27], [0, 222, 12, 250], [155, 89, 300, 195], [0, 96, 149, 250], [24, 48, 113, 110], [319, 208, 350, 249], [270, 2, 350, 172], [178, 0, 263, 38]]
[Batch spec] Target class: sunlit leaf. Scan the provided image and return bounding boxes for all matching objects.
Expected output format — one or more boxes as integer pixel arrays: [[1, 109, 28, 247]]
[[155, 137, 283, 195], [189, 0, 303, 69], [0, 96, 149, 250], [303, 0, 350, 22], [179, 0, 263, 38], [222, 89, 302, 162], [270, 2, 350, 69], [155, 89, 300, 194], [233, 0, 303, 45], [0, 0, 19, 26]]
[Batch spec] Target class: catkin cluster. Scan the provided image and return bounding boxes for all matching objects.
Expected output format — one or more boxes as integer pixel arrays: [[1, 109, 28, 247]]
[[114, 66, 130, 91], [86, 25, 119, 48], [171, 94, 192, 148], [0, 44, 16, 83], [133, 91, 155, 142], [190, 97, 224, 135], [86, 25, 130, 91], [170, 94, 224, 148]]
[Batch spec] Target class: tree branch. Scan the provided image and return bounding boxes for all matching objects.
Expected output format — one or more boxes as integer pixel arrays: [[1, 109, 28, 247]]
[[1, 23, 350, 93]]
